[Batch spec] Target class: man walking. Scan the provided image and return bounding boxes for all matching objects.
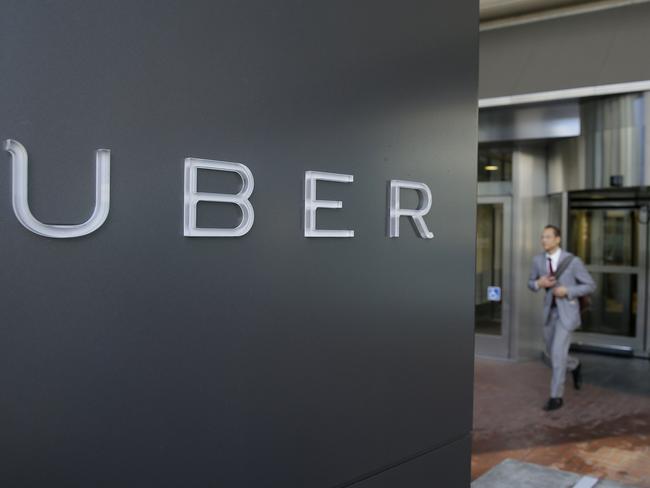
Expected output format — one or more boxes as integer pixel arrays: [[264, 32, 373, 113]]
[[528, 225, 596, 411]]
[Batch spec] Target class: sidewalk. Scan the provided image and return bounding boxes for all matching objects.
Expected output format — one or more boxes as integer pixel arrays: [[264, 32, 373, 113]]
[[472, 353, 650, 487], [473, 459, 636, 487]]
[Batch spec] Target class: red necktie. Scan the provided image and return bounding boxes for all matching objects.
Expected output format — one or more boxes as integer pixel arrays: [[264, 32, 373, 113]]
[[548, 257, 556, 306]]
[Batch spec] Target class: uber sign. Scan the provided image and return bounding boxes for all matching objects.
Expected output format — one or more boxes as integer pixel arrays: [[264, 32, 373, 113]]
[[4, 139, 434, 240]]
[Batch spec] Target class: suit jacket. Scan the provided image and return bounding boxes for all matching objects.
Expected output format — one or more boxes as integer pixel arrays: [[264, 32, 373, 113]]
[[528, 250, 596, 330]]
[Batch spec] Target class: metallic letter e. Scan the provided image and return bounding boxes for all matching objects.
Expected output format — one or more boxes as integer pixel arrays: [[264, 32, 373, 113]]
[[304, 171, 354, 238], [4, 139, 110, 238], [183, 158, 254, 237], [389, 180, 434, 239]]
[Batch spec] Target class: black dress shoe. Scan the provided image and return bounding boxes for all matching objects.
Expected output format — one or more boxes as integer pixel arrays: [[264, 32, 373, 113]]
[[543, 397, 563, 411], [572, 363, 582, 390]]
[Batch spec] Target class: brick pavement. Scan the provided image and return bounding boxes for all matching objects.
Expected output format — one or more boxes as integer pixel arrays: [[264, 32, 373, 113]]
[[472, 354, 650, 487]]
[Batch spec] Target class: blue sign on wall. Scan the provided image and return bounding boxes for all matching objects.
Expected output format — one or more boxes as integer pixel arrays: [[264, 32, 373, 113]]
[[487, 286, 501, 302]]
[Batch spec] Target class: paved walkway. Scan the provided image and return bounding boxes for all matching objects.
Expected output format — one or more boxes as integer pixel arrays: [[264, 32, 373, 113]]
[[472, 353, 650, 487], [473, 459, 635, 487]]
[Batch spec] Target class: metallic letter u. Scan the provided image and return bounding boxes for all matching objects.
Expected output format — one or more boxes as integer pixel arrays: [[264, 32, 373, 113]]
[[4, 139, 110, 238]]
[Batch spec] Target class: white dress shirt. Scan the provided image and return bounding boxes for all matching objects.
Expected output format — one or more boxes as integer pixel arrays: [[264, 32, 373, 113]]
[[534, 247, 562, 290], [546, 247, 562, 275]]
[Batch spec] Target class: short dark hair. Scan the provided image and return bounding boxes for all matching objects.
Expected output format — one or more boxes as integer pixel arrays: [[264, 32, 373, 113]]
[[544, 225, 561, 238]]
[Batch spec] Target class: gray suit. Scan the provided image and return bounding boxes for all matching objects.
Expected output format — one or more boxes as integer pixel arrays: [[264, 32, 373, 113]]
[[528, 250, 596, 398]]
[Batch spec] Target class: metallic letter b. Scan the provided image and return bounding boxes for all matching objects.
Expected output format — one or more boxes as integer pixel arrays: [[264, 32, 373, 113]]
[[183, 158, 254, 237]]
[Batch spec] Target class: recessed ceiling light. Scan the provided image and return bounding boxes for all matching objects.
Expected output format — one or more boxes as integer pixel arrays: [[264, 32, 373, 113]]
[[484, 165, 498, 171]]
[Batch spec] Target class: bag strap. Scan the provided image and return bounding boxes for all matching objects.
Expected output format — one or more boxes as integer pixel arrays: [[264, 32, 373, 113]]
[[553, 254, 575, 280]]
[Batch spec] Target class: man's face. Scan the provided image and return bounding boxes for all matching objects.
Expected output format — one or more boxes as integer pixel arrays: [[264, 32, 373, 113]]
[[541, 228, 561, 252]]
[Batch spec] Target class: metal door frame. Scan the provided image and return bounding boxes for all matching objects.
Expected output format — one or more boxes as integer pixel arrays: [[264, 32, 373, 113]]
[[475, 195, 513, 359]]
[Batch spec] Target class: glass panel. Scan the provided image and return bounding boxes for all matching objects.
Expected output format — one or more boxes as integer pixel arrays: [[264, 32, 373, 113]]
[[475, 203, 503, 335], [579, 272, 637, 337], [478, 145, 512, 182], [569, 208, 638, 266]]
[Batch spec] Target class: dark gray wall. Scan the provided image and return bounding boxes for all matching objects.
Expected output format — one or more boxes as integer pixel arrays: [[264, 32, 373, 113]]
[[0, 1, 478, 486], [480, 3, 650, 98]]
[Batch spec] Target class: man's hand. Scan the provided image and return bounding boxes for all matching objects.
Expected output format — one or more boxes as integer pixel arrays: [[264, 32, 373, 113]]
[[552, 286, 568, 298], [537, 275, 556, 289]]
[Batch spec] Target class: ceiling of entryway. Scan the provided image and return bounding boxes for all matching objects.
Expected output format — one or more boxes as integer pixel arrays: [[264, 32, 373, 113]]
[[479, 0, 645, 21]]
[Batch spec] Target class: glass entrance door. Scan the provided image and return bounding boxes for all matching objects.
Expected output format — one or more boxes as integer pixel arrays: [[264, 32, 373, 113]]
[[475, 196, 511, 358], [568, 205, 647, 354]]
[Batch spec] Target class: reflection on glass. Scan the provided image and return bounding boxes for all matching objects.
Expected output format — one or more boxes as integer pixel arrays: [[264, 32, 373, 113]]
[[478, 145, 512, 182], [579, 273, 637, 337], [475, 204, 503, 335], [569, 208, 638, 266]]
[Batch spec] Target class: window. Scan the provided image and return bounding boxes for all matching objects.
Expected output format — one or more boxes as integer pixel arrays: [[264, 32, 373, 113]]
[[478, 144, 512, 182]]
